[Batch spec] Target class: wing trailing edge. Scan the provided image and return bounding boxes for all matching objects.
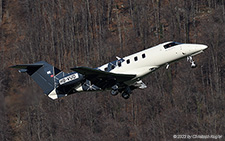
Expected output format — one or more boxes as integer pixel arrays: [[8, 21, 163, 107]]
[[71, 67, 136, 88]]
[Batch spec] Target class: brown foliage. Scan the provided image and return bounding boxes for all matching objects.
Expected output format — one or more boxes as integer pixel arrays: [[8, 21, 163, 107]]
[[0, 0, 224, 140]]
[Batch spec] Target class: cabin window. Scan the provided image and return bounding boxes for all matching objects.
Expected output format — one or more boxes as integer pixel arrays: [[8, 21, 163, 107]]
[[104, 67, 107, 71], [142, 53, 146, 58], [127, 59, 130, 64], [111, 65, 115, 69], [134, 56, 138, 61]]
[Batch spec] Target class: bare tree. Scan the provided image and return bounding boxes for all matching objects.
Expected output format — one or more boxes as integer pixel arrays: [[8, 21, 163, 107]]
[[1, 0, 225, 140]]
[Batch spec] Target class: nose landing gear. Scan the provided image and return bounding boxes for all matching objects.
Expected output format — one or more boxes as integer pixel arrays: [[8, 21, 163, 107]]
[[187, 56, 197, 68]]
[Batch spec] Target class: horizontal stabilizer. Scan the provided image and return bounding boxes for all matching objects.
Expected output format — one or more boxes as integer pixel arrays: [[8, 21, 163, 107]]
[[10, 64, 43, 69], [10, 62, 45, 75]]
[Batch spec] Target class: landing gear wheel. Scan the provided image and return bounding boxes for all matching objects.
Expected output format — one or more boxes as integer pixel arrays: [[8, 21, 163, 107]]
[[191, 62, 197, 68], [111, 89, 119, 96], [187, 56, 197, 68], [122, 92, 130, 99]]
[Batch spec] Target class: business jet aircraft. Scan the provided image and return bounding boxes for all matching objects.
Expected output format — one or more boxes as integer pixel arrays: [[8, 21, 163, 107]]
[[11, 41, 208, 99]]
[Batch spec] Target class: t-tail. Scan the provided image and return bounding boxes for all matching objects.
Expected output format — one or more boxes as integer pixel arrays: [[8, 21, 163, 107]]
[[10, 61, 84, 99]]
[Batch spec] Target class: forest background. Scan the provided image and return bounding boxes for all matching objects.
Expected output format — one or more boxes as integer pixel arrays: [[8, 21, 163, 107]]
[[0, 0, 224, 140]]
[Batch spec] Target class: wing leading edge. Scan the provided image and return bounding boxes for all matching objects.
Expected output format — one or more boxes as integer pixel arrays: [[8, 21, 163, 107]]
[[71, 67, 136, 89]]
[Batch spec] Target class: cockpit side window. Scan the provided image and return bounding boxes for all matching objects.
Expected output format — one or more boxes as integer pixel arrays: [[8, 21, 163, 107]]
[[104, 58, 125, 71], [164, 42, 181, 49]]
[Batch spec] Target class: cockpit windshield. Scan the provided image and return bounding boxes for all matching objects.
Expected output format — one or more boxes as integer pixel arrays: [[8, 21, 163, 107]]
[[164, 42, 182, 49], [104, 58, 125, 72]]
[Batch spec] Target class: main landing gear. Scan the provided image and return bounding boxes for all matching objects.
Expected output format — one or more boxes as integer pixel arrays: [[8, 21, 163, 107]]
[[111, 85, 119, 96], [111, 89, 119, 96], [187, 56, 197, 68], [110, 85, 131, 99], [121, 86, 131, 99], [122, 92, 130, 99]]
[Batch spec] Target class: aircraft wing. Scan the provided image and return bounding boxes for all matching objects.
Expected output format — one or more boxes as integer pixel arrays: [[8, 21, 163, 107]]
[[71, 67, 136, 89]]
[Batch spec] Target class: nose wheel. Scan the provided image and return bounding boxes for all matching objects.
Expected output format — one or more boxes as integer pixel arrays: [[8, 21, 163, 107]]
[[187, 56, 197, 68], [191, 62, 197, 68]]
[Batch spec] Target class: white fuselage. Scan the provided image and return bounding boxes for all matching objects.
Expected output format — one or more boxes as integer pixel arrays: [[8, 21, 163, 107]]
[[98, 41, 207, 85], [49, 41, 208, 99]]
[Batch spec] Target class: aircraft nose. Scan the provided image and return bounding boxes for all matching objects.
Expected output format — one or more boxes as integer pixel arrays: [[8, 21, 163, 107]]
[[181, 44, 208, 56], [198, 44, 208, 50]]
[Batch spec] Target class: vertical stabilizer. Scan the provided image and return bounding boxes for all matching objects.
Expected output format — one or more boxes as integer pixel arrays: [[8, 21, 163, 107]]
[[10, 61, 67, 99]]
